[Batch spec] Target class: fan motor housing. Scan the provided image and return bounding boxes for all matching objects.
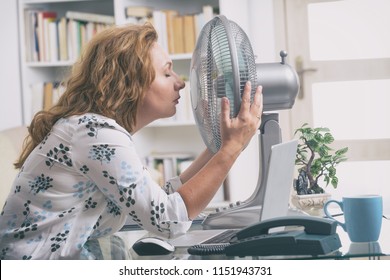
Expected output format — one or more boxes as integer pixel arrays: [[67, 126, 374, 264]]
[[256, 59, 299, 111]]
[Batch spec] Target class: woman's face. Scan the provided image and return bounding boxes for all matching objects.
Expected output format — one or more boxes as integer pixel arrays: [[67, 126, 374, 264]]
[[140, 43, 185, 123]]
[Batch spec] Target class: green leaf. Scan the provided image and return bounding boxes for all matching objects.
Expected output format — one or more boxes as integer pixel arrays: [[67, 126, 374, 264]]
[[314, 127, 330, 133], [323, 132, 334, 144], [336, 147, 348, 155], [307, 139, 318, 148], [328, 166, 336, 177], [318, 146, 329, 157], [314, 133, 323, 142], [323, 176, 330, 186], [331, 177, 338, 188], [321, 155, 332, 163]]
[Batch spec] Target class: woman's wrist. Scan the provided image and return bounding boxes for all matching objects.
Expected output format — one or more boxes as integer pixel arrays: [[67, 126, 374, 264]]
[[217, 144, 241, 165]]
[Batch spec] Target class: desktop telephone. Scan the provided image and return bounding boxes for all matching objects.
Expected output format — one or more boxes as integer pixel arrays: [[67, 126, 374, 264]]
[[188, 216, 342, 257]]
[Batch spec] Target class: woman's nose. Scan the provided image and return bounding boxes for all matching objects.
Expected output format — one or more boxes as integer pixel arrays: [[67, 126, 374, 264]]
[[176, 77, 185, 90]]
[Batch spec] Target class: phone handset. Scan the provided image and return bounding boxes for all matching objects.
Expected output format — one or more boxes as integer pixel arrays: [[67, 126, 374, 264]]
[[232, 215, 337, 242]]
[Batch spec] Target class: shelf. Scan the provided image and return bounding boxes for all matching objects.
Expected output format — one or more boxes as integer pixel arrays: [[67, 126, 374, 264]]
[[148, 120, 196, 128], [22, 0, 100, 5], [25, 54, 192, 68], [26, 61, 74, 67], [170, 53, 193, 60]]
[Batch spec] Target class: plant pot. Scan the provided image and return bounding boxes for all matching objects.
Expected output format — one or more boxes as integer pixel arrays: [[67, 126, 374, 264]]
[[291, 193, 331, 216]]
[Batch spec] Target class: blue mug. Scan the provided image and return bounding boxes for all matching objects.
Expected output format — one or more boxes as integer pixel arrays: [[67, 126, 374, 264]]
[[324, 195, 383, 242]]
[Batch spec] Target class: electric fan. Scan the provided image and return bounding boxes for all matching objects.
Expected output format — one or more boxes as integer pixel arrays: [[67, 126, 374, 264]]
[[190, 15, 299, 229]]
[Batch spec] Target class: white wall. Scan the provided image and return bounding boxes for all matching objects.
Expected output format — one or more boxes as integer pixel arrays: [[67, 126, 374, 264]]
[[0, 0, 23, 131]]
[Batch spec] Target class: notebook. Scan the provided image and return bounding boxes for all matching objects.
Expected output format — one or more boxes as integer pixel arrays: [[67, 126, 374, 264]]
[[169, 139, 298, 247]]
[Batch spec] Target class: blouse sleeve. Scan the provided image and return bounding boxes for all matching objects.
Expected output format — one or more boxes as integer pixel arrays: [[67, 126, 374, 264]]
[[71, 116, 191, 239], [162, 176, 183, 194]]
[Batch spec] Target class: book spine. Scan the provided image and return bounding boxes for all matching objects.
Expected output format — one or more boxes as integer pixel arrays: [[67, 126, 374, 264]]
[[48, 20, 59, 62], [30, 81, 65, 116], [147, 5, 214, 55], [125, 6, 152, 18], [172, 15, 184, 54], [58, 17, 68, 61], [65, 11, 115, 25], [37, 11, 57, 62], [183, 15, 196, 53], [164, 10, 178, 55], [43, 82, 54, 111]]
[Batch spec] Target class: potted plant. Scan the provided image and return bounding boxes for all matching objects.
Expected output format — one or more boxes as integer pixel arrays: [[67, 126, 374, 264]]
[[291, 123, 348, 214]]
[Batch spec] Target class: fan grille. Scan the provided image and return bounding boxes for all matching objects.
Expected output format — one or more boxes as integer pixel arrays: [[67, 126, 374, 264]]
[[190, 16, 257, 153]]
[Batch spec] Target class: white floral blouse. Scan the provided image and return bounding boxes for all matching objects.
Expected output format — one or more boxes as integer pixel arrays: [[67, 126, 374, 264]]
[[0, 114, 191, 259]]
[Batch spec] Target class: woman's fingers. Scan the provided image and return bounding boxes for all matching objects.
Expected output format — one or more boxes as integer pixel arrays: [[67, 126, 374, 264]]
[[237, 81, 252, 119], [251, 85, 263, 124], [220, 96, 231, 125], [221, 82, 263, 125]]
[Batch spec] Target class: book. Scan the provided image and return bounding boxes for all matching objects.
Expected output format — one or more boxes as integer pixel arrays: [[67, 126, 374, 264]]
[[79, 21, 87, 51], [124, 15, 152, 25], [172, 15, 184, 54], [24, 10, 36, 62], [30, 82, 44, 117], [67, 19, 74, 61], [125, 6, 153, 18], [43, 16, 56, 61], [194, 13, 206, 38], [52, 82, 65, 105], [48, 20, 59, 62], [30, 81, 64, 115], [32, 12, 40, 62], [146, 152, 194, 185], [65, 11, 115, 24], [152, 10, 168, 53], [183, 15, 196, 53], [164, 9, 178, 54], [37, 11, 57, 62], [67, 19, 79, 61], [57, 17, 68, 61], [43, 82, 53, 111], [203, 5, 214, 22]]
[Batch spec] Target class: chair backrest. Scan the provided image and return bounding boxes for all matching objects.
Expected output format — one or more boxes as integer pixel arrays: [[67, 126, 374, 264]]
[[0, 126, 27, 207]]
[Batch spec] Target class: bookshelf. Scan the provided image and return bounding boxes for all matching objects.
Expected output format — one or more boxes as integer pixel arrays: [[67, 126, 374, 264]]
[[18, 0, 219, 124]]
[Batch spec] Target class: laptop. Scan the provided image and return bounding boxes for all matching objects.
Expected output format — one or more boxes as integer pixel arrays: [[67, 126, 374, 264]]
[[169, 139, 298, 247]]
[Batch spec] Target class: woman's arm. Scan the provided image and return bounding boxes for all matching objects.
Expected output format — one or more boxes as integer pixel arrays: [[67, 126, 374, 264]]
[[179, 148, 213, 184], [178, 82, 263, 219]]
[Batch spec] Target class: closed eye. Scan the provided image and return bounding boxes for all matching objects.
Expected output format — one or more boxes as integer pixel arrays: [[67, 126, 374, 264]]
[[164, 61, 173, 78]]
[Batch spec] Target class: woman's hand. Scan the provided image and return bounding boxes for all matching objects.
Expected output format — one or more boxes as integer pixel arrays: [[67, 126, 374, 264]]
[[220, 81, 263, 157]]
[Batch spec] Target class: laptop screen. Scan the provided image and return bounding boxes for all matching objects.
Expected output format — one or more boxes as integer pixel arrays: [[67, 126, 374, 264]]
[[260, 139, 298, 221]]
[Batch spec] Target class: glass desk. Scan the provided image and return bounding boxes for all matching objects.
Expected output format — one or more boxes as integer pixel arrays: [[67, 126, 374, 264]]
[[93, 217, 390, 260]]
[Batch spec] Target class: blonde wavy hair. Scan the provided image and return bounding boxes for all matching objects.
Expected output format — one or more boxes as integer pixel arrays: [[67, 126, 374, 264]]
[[15, 23, 158, 168]]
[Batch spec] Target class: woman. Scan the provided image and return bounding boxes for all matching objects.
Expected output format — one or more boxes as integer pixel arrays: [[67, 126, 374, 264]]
[[0, 23, 263, 259]]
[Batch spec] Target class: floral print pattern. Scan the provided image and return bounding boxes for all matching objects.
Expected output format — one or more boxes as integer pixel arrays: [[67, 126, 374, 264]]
[[0, 114, 191, 259]]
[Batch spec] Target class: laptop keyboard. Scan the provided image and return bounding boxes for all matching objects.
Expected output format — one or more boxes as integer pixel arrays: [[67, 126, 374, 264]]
[[201, 229, 238, 244]]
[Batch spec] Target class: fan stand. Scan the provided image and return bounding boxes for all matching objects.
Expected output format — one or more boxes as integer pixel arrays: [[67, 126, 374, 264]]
[[202, 113, 282, 229]]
